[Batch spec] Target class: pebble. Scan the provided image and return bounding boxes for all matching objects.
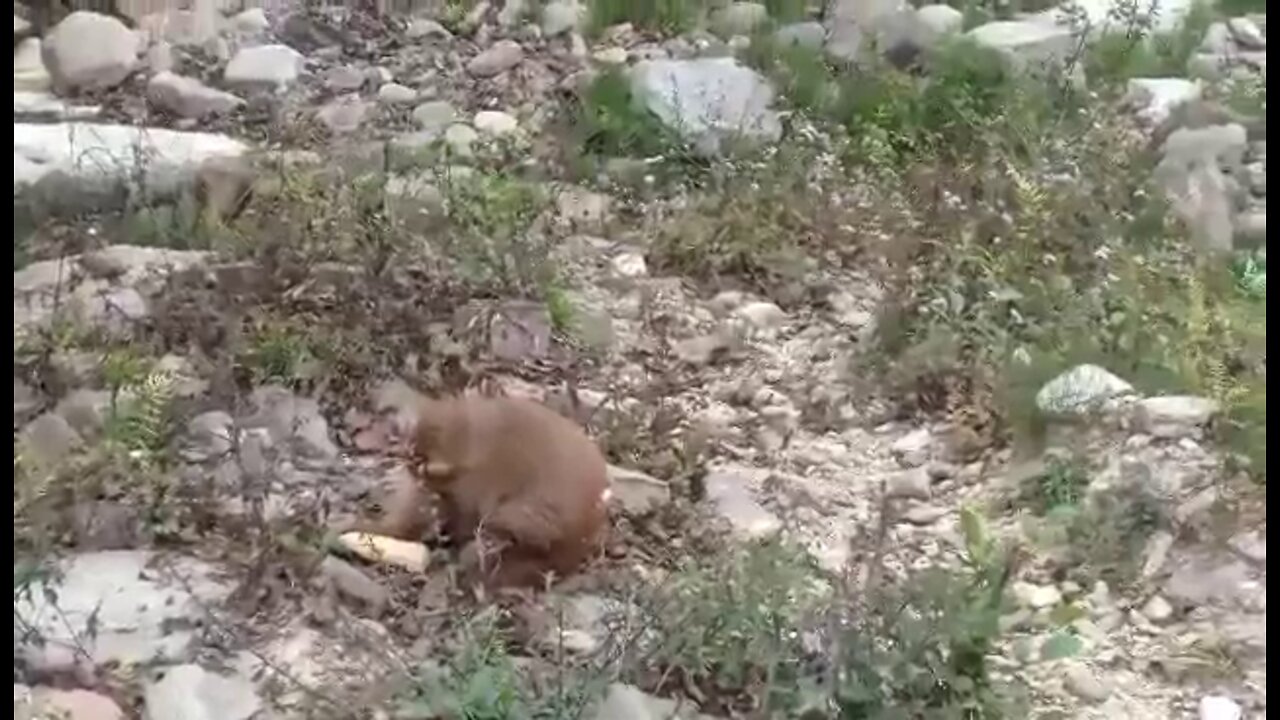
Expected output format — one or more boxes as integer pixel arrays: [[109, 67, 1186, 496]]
[[886, 467, 932, 501], [1199, 695, 1243, 720], [377, 83, 417, 105], [1063, 662, 1110, 703], [1141, 594, 1173, 623], [473, 110, 519, 136]]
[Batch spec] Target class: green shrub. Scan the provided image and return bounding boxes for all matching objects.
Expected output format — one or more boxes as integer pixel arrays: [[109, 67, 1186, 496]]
[[586, 0, 703, 35]]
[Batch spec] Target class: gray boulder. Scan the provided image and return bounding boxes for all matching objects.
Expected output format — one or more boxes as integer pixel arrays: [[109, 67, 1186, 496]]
[[630, 58, 783, 156]]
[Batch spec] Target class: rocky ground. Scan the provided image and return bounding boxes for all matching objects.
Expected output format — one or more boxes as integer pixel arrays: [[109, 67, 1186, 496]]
[[13, 1, 1266, 719]]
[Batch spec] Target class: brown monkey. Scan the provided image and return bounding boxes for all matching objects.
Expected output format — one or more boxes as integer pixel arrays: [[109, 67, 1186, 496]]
[[372, 395, 610, 590]]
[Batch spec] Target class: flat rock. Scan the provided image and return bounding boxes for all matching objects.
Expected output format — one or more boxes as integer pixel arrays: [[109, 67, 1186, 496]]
[[886, 467, 932, 500], [412, 99, 458, 133], [1035, 364, 1133, 417], [223, 44, 304, 90], [42, 11, 139, 91], [630, 58, 782, 156], [474, 109, 519, 136], [704, 467, 782, 538], [606, 465, 671, 514], [377, 82, 417, 105], [14, 551, 232, 671], [406, 18, 452, 39], [967, 20, 1075, 75], [247, 385, 339, 460], [147, 71, 244, 119], [468, 40, 524, 77], [1135, 395, 1219, 437], [1164, 552, 1254, 608], [144, 664, 261, 720], [1125, 78, 1202, 127], [1030, 0, 1193, 34]]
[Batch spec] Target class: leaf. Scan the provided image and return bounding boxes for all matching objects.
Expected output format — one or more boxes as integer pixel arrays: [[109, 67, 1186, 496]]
[[1048, 602, 1087, 626], [1040, 631, 1083, 661], [959, 505, 991, 566]]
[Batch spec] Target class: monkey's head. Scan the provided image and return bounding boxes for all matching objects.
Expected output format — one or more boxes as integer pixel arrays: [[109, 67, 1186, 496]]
[[412, 397, 466, 490]]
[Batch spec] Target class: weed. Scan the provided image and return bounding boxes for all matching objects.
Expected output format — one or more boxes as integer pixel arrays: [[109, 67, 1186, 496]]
[[1084, 1, 1215, 88], [1021, 456, 1091, 514], [442, 171, 553, 296], [243, 321, 318, 386], [586, 0, 703, 36], [1058, 477, 1168, 589], [104, 368, 176, 459], [572, 67, 681, 162], [762, 0, 807, 23], [543, 281, 576, 334]]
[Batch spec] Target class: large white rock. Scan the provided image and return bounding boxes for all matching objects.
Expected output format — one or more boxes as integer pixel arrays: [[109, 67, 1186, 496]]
[[144, 664, 262, 720], [223, 44, 304, 90], [14, 91, 99, 122], [15, 123, 248, 213], [1136, 395, 1220, 438], [14, 551, 232, 670], [1030, 0, 1194, 35], [1154, 123, 1248, 251], [967, 20, 1076, 75], [147, 71, 245, 119], [42, 11, 140, 91], [825, 0, 908, 60], [1125, 77, 1202, 127], [630, 58, 783, 156], [14, 37, 51, 92]]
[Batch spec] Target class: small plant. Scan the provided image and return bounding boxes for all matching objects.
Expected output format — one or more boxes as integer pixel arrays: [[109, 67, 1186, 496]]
[[586, 0, 703, 36], [105, 368, 176, 459], [244, 322, 318, 386], [1084, 0, 1215, 88], [396, 611, 534, 720], [1021, 456, 1091, 514], [572, 67, 681, 161], [443, 171, 553, 296]]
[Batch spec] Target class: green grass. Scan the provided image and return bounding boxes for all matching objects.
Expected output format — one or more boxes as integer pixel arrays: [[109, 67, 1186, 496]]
[[572, 67, 682, 161], [1084, 1, 1216, 88], [586, 0, 704, 35]]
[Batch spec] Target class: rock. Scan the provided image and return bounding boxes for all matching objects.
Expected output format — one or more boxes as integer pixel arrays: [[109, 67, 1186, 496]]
[[630, 58, 782, 156], [320, 556, 389, 613], [247, 386, 338, 460], [1012, 581, 1062, 609], [537, 594, 623, 655], [14, 551, 231, 670], [591, 682, 708, 720], [593, 46, 629, 64], [1199, 696, 1243, 720], [1031, 0, 1193, 34], [412, 99, 458, 133], [406, 18, 452, 39], [825, 0, 907, 61], [1135, 395, 1219, 437], [498, 0, 528, 27], [147, 72, 244, 119], [42, 11, 138, 91], [774, 21, 826, 49], [182, 410, 235, 462], [1226, 17, 1265, 50], [734, 301, 786, 330], [673, 333, 731, 366], [1159, 122, 1248, 172], [474, 109, 519, 136], [230, 8, 270, 35], [72, 500, 141, 550], [1159, 161, 1236, 251], [1141, 530, 1175, 578], [890, 427, 932, 467], [1233, 209, 1266, 248], [886, 467, 932, 500], [337, 532, 430, 573], [966, 20, 1076, 76], [316, 94, 371, 135], [144, 664, 261, 720], [1063, 663, 1110, 703], [18, 687, 125, 720], [1035, 364, 1134, 417], [278, 11, 350, 52], [711, 2, 769, 38], [15, 13, 31, 37], [542, 1, 584, 37], [17, 413, 83, 469], [454, 300, 554, 361], [914, 4, 963, 42], [11, 91, 95, 123], [223, 45, 304, 90], [468, 39, 525, 77], [444, 123, 479, 157], [14, 37, 51, 92], [610, 252, 648, 278], [899, 503, 947, 525], [704, 468, 782, 538], [1229, 530, 1266, 564], [384, 173, 446, 230], [606, 465, 671, 514], [370, 378, 427, 437], [1199, 21, 1233, 53], [1164, 552, 1252, 608], [14, 378, 41, 426], [556, 187, 611, 228], [1141, 594, 1173, 622], [1125, 77, 1202, 127], [196, 155, 256, 223], [324, 65, 365, 92], [15, 123, 248, 216], [54, 388, 111, 438], [378, 82, 417, 105], [145, 40, 173, 73]]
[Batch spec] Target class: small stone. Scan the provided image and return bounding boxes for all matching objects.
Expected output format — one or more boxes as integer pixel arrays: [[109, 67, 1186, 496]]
[[1125, 77, 1202, 127], [1012, 581, 1062, 610], [42, 11, 139, 91], [18, 413, 83, 469], [1135, 395, 1219, 438], [144, 664, 261, 720], [704, 468, 782, 538], [247, 386, 338, 460], [592, 46, 628, 65], [230, 8, 270, 34], [734, 301, 786, 330], [711, 2, 769, 38], [182, 411, 234, 462], [542, 1, 585, 37], [468, 40, 525, 77], [610, 252, 648, 278], [673, 333, 731, 366], [316, 94, 371, 135], [412, 100, 458, 133], [148, 72, 244, 119], [406, 18, 452, 40], [1063, 663, 1110, 703], [473, 110, 519, 136], [324, 65, 366, 92], [1226, 17, 1265, 50], [1141, 530, 1175, 578], [320, 556, 389, 614], [774, 21, 826, 49], [890, 427, 933, 467], [899, 504, 947, 525], [1141, 594, 1173, 622], [444, 123, 479, 157], [1199, 695, 1243, 720], [606, 465, 671, 514], [886, 467, 932, 500], [337, 532, 430, 573], [224, 44, 304, 90], [378, 82, 417, 105], [1228, 530, 1266, 564], [556, 187, 611, 227], [54, 389, 111, 439], [538, 594, 624, 655], [1035, 364, 1134, 417]]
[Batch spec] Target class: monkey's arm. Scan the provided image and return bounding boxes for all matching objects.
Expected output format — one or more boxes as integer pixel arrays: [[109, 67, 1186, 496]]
[[480, 497, 562, 552], [366, 474, 433, 540]]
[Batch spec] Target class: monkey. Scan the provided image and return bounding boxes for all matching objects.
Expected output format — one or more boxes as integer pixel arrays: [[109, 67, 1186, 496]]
[[369, 395, 611, 590]]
